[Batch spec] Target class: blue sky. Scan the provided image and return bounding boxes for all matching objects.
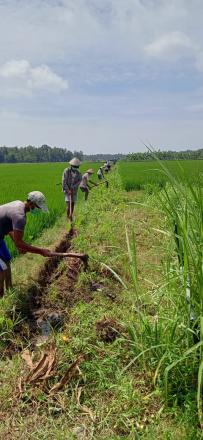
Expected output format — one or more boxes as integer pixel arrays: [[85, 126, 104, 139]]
[[0, 0, 203, 153]]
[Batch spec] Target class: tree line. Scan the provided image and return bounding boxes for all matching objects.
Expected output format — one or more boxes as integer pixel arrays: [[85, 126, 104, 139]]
[[83, 153, 124, 162], [126, 148, 203, 161], [0, 145, 84, 163], [0, 145, 202, 163], [0, 146, 123, 163]]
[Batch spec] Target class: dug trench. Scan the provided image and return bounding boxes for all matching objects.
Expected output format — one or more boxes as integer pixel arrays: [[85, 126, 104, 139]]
[[2, 231, 90, 355], [3, 230, 121, 357]]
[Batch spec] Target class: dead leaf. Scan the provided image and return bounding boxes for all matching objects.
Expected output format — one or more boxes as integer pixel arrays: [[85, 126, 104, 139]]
[[21, 349, 33, 369], [49, 355, 85, 394], [20, 343, 56, 386], [76, 386, 82, 406], [15, 377, 23, 398], [76, 386, 95, 422], [26, 343, 56, 384]]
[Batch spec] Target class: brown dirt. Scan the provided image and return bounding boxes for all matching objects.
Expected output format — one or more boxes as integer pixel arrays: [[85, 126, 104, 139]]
[[27, 250, 91, 340], [26, 233, 73, 314], [52, 258, 93, 308], [96, 317, 123, 343], [3, 231, 90, 354]]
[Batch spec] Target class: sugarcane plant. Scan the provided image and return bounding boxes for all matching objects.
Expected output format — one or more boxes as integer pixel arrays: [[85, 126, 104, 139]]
[[146, 146, 203, 426]]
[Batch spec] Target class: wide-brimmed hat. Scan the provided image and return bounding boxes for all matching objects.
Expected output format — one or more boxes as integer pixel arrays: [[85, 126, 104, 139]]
[[86, 168, 94, 174], [69, 157, 81, 166], [27, 191, 49, 212]]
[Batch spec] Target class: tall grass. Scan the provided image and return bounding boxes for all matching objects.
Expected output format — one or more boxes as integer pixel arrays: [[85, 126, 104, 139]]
[[122, 157, 203, 426], [156, 163, 203, 426]]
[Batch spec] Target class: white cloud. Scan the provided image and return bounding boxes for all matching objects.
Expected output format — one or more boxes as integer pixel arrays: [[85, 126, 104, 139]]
[[27, 65, 68, 91], [0, 59, 30, 78], [0, 60, 68, 93], [0, 1, 203, 150], [145, 31, 195, 60]]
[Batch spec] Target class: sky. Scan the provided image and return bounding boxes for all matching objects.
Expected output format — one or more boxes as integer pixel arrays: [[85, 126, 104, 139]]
[[0, 0, 203, 154]]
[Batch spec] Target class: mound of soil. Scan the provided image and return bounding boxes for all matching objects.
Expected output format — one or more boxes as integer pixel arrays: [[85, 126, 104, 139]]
[[96, 318, 123, 343]]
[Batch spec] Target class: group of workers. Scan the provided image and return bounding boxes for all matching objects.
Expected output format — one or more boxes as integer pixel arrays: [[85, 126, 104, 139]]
[[62, 158, 110, 222], [0, 159, 111, 297], [97, 160, 111, 179]]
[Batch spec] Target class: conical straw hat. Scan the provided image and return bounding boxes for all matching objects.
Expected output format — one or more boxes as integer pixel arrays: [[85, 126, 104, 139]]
[[69, 157, 81, 166], [86, 168, 94, 174]]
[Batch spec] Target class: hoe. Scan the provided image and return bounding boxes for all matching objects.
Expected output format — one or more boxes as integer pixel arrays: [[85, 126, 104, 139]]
[[93, 180, 109, 189], [50, 250, 89, 270]]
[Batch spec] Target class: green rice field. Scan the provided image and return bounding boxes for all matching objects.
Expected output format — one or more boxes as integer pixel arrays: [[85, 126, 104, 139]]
[[1, 159, 202, 257], [118, 160, 203, 191], [0, 162, 99, 256]]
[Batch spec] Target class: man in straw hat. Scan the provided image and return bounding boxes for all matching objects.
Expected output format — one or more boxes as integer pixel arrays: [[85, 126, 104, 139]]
[[0, 191, 55, 297], [80, 169, 97, 201], [62, 157, 82, 224]]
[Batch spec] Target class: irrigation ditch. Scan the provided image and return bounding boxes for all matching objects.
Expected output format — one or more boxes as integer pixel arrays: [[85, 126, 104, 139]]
[[2, 229, 121, 360], [26, 232, 85, 343], [0, 231, 86, 356]]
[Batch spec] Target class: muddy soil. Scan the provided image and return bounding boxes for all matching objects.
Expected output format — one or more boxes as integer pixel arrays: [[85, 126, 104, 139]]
[[27, 234, 73, 313], [96, 317, 123, 343], [2, 230, 121, 359], [26, 232, 90, 338], [2, 232, 89, 354]]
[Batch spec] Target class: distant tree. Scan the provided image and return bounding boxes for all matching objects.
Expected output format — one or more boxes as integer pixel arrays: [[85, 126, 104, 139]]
[[83, 153, 124, 162], [126, 149, 203, 161], [73, 150, 84, 161], [6, 153, 17, 163], [0, 150, 4, 162], [0, 145, 83, 163]]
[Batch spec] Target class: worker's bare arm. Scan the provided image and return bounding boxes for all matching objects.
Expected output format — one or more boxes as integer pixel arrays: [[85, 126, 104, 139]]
[[89, 180, 97, 186], [9, 231, 87, 261], [11, 230, 53, 257], [8, 231, 15, 241]]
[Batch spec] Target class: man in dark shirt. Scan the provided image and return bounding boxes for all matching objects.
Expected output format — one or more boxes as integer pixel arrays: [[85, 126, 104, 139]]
[[0, 191, 54, 297]]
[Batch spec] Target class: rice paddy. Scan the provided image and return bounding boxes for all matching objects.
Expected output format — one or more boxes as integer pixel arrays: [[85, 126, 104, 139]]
[[0, 162, 99, 256], [118, 159, 203, 191]]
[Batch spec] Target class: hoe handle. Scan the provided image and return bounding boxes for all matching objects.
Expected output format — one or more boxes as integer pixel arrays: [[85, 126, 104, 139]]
[[69, 192, 73, 220], [50, 252, 88, 260]]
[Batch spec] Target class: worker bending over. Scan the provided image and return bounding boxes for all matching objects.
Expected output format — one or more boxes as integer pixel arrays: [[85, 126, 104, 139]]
[[97, 165, 105, 180], [80, 169, 97, 200], [0, 191, 55, 297]]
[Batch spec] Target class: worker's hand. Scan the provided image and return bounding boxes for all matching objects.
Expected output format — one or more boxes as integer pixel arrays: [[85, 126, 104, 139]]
[[40, 249, 53, 257], [68, 189, 73, 195]]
